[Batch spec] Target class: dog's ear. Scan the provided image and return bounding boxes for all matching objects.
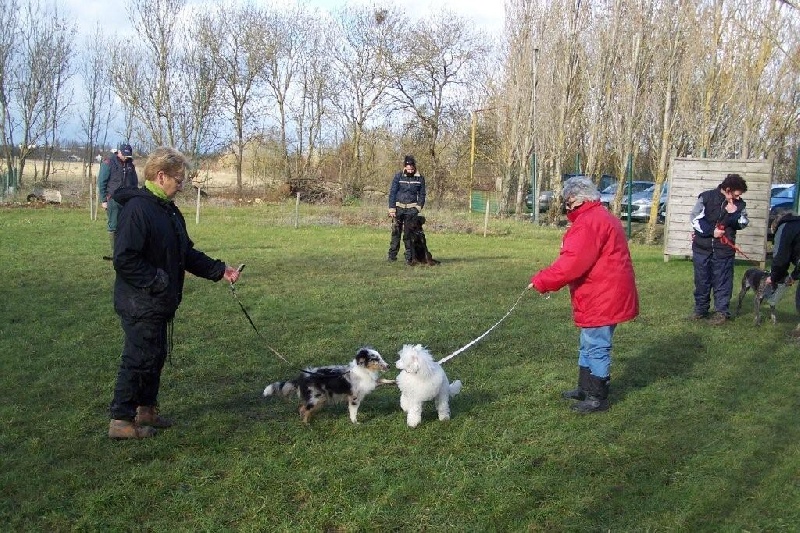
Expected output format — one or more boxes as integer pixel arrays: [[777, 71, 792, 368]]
[[355, 348, 369, 366], [407, 353, 420, 373]]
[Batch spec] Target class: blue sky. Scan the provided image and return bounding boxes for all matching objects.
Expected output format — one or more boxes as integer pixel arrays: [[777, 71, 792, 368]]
[[55, 0, 504, 143]]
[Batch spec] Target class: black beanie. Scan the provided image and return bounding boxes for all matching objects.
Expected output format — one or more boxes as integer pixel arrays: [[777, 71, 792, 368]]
[[403, 155, 416, 167]]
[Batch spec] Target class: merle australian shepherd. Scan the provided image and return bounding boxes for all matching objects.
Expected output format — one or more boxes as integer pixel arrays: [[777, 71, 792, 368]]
[[405, 214, 440, 266], [262, 347, 390, 424]]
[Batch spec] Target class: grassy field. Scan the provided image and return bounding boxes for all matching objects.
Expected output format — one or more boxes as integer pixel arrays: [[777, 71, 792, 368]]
[[1, 202, 798, 531]]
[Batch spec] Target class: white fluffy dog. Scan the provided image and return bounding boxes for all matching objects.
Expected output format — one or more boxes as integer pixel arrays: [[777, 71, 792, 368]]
[[395, 344, 462, 428]]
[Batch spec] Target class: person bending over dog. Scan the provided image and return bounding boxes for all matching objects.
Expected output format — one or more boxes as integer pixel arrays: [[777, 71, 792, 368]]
[[689, 173, 749, 325], [767, 211, 800, 337], [527, 177, 639, 414], [387, 155, 426, 265], [107, 147, 242, 439]]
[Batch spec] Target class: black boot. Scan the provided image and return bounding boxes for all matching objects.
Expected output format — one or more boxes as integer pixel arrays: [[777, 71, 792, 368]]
[[572, 374, 610, 413], [561, 366, 590, 400]]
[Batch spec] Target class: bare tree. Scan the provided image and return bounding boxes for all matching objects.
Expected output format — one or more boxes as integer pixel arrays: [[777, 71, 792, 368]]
[[329, 5, 399, 199], [0, 0, 20, 191], [79, 25, 116, 180], [173, 27, 221, 161], [196, 3, 272, 192], [110, 0, 186, 148], [8, 0, 75, 186], [388, 9, 488, 205]]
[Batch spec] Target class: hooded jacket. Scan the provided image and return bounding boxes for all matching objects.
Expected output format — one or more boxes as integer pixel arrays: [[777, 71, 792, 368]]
[[112, 186, 226, 320], [531, 201, 639, 327]]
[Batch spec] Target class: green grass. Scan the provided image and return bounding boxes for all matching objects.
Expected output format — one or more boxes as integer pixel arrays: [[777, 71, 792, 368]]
[[1, 203, 799, 531]]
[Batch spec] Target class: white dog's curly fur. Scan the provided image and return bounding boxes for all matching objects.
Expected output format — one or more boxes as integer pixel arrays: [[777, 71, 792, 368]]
[[395, 344, 462, 427]]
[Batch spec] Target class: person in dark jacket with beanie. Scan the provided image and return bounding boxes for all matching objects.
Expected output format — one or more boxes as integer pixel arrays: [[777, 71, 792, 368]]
[[767, 212, 800, 337], [97, 142, 138, 260], [387, 155, 426, 264], [689, 173, 749, 325], [107, 147, 242, 439]]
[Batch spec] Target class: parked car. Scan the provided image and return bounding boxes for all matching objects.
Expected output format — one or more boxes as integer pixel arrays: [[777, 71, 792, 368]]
[[535, 174, 617, 214], [620, 182, 669, 223], [770, 184, 795, 210], [526, 190, 554, 212], [768, 186, 795, 237], [600, 181, 654, 209]]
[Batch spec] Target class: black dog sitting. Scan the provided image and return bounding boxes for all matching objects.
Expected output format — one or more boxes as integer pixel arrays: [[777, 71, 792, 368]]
[[735, 268, 791, 325], [404, 214, 440, 266]]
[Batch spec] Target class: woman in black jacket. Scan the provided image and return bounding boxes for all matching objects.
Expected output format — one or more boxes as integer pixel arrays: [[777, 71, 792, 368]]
[[108, 147, 241, 439]]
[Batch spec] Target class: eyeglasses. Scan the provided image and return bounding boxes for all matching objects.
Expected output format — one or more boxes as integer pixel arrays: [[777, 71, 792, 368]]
[[160, 170, 187, 185]]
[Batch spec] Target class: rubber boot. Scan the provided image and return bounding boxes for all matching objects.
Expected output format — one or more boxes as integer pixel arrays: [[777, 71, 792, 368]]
[[108, 419, 156, 439], [103, 231, 115, 261], [572, 374, 610, 413], [561, 366, 590, 400], [135, 406, 174, 428]]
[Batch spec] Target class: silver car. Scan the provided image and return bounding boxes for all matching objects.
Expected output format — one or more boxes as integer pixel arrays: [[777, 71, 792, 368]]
[[620, 182, 668, 223]]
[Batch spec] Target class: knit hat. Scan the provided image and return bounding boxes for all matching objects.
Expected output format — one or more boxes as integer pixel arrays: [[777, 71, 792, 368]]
[[403, 155, 416, 167]]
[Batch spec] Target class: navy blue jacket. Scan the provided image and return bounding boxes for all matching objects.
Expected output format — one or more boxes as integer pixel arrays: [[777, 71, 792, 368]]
[[112, 186, 226, 320], [690, 187, 749, 257], [388, 171, 426, 209]]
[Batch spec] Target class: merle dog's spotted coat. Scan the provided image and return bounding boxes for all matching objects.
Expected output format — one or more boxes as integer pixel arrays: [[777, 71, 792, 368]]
[[262, 347, 389, 424]]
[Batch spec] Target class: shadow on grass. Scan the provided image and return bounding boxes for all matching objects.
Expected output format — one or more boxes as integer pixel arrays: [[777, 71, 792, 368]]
[[613, 332, 704, 403]]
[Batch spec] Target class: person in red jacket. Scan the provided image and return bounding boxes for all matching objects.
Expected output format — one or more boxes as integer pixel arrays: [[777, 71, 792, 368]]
[[527, 176, 639, 413]]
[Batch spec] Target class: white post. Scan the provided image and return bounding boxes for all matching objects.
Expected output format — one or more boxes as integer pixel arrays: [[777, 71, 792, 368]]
[[195, 184, 201, 224]]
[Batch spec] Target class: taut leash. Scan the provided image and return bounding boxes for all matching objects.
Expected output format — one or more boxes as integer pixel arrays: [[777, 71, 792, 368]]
[[437, 287, 540, 365]]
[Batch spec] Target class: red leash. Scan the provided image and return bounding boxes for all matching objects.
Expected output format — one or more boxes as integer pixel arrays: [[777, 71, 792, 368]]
[[716, 224, 751, 259]]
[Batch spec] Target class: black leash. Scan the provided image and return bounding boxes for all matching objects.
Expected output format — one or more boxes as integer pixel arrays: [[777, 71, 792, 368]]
[[229, 264, 340, 377]]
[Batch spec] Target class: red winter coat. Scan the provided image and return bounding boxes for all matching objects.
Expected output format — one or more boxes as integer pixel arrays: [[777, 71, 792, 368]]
[[531, 201, 639, 327]]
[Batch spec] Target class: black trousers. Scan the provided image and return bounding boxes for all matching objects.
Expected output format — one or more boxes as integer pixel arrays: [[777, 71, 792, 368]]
[[388, 208, 418, 260], [109, 316, 169, 421]]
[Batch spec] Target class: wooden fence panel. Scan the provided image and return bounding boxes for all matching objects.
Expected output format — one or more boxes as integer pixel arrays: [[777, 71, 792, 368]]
[[663, 157, 774, 266]]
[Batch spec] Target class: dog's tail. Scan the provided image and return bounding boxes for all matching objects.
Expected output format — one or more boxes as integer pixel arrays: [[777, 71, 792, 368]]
[[448, 379, 462, 396], [262, 380, 297, 398]]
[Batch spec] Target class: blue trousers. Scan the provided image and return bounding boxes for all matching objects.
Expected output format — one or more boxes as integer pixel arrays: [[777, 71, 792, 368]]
[[578, 325, 616, 378], [692, 249, 734, 316]]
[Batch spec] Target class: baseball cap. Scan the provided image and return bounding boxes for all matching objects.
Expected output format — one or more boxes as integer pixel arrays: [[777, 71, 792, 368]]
[[118, 142, 133, 159]]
